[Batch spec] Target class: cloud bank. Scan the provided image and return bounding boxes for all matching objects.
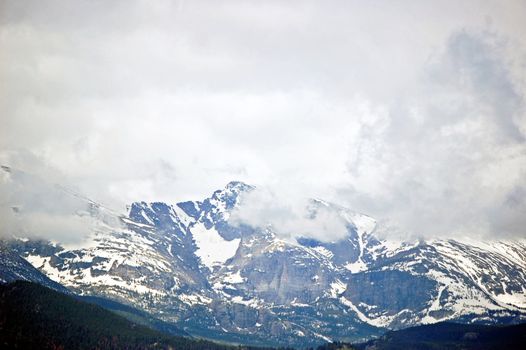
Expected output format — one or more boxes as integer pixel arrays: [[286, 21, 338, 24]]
[[1, 0, 526, 241]]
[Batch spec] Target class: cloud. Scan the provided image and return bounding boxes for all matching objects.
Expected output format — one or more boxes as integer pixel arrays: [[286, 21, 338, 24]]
[[0, 151, 114, 243], [1, 1, 526, 241], [339, 30, 526, 239], [229, 187, 349, 243]]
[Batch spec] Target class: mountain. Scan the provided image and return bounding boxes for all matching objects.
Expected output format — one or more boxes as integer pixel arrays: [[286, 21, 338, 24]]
[[2, 181, 526, 347], [0, 241, 68, 293], [0, 241, 192, 338], [0, 280, 267, 350]]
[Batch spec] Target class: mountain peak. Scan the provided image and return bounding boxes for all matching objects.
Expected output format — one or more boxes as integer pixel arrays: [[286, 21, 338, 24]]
[[224, 181, 254, 193]]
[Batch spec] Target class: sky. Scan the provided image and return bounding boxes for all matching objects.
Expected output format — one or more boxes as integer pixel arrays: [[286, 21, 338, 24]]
[[1, 0, 526, 242]]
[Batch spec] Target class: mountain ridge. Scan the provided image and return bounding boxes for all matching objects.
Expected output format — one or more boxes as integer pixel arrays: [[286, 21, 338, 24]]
[[1, 180, 525, 347]]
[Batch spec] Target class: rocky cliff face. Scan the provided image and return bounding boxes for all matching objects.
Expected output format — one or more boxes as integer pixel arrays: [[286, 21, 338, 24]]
[[3, 181, 526, 347]]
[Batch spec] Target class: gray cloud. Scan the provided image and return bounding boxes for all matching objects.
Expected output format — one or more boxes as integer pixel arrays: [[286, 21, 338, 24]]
[[0, 151, 100, 243], [1, 1, 526, 241], [339, 30, 526, 239]]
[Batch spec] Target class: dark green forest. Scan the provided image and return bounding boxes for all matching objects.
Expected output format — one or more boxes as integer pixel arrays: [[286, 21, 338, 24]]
[[315, 322, 526, 350], [0, 281, 277, 350]]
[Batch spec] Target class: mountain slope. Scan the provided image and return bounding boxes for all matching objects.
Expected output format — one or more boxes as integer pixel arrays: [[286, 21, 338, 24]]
[[0, 281, 265, 350], [0, 241, 68, 293], [2, 181, 525, 347]]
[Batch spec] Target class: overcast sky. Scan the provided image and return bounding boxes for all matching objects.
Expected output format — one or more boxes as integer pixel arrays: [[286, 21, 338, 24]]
[[1, 0, 526, 241]]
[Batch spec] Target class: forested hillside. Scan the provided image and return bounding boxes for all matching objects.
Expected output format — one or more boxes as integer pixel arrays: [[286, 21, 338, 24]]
[[0, 281, 276, 350]]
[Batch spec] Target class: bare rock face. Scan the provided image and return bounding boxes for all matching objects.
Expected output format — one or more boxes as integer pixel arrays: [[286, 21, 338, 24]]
[[2, 181, 526, 347], [344, 270, 438, 315]]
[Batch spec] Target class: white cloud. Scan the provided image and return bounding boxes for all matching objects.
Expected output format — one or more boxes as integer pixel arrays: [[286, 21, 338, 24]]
[[1, 1, 526, 241], [229, 187, 349, 243]]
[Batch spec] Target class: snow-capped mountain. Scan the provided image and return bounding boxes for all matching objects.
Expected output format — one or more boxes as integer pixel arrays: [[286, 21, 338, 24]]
[[0, 241, 68, 293], [3, 181, 526, 347]]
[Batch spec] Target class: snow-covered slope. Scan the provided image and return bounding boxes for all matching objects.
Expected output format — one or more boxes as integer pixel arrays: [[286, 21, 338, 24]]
[[0, 241, 68, 293], [2, 181, 525, 347]]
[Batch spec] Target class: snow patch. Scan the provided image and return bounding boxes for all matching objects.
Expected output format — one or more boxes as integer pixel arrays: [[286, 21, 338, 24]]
[[340, 296, 392, 328], [223, 270, 245, 284], [179, 293, 212, 305], [312, 246, 334, 259], [191, 223, 240, 269], [495, 292, 526, 308], [330, 279, 347, 298], [345, 260, 367, 273]]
